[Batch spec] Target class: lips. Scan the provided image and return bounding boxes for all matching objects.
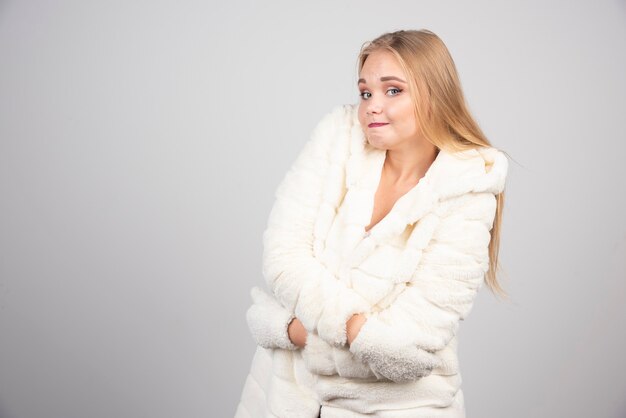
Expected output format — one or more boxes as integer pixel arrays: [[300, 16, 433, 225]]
[[368, 122, 389, 128]]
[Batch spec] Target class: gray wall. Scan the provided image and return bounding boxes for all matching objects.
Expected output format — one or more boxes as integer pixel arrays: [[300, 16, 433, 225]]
[[1, 1, 625, 417]]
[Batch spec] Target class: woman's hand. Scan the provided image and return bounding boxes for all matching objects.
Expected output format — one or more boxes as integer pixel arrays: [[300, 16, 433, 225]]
[[288, 313, 366, 348], [346, 313, 367, 346], [287, 317, 308, 348]]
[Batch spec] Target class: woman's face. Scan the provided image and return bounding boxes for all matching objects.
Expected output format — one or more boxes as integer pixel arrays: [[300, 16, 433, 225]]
[[357, 49, 423, 150]]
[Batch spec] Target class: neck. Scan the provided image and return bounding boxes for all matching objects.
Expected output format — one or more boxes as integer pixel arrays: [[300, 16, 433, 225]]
[[383, 141, 439, 185]]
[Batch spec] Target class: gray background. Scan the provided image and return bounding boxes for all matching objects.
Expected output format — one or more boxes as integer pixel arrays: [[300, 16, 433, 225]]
[[1, 0, 625, 417]]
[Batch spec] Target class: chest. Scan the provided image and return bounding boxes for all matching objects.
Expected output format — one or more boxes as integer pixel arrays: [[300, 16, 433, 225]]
[[318, 182, 428, 310], [312, 145, 453, 308], [365, 178, 421, 233]]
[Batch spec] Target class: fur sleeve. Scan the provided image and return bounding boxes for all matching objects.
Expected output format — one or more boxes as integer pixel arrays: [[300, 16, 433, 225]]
[[262, 105, 371, 348], [349, 191, 499, 372]]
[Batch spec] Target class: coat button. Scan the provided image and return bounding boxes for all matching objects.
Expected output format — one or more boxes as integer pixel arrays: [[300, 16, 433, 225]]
[[363, 230, 371, 238]]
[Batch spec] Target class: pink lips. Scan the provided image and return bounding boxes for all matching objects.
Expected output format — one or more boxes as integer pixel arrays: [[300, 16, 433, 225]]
[[368, 122, 388, 128]]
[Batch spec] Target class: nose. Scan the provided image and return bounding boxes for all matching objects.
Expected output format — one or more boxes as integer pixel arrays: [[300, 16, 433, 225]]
[[366, 97, 382, 115]]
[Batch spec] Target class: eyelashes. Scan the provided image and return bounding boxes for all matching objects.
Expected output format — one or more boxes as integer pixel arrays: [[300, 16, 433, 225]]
[[359, 88, 403, 100]]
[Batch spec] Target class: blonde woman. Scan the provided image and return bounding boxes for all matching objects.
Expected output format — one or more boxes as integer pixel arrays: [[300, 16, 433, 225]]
[[235, 29, 509, 418]]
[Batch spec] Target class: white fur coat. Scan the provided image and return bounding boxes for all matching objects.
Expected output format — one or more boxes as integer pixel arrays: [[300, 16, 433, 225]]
[[235, 104, 508, 418]]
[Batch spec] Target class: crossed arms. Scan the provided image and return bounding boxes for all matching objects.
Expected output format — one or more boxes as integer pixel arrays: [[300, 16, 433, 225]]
[[246, 106, 499, 382]]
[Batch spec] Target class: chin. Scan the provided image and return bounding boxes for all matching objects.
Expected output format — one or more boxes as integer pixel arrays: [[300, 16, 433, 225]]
[[366, 138, 383, 149], [366, 136, 390, 150]]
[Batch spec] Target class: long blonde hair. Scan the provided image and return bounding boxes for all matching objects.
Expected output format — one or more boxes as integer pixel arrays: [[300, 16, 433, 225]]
[[357, 29, 510, 300]]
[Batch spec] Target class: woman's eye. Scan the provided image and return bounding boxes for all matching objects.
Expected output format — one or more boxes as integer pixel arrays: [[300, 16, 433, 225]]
[[359, 88, 402, 100]]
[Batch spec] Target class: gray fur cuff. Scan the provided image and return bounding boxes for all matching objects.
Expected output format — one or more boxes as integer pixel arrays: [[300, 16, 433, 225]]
[[348, 315, 443, 383]]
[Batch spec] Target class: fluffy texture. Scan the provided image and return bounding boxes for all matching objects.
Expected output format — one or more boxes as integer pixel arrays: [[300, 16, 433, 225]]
[[236, 103, 508, 417], [246, 287, 443, 383], [246, 286, 298, 351], [261, 107, 372, 348], [349, 191, 498, 355], [347, 318, 442, 383]]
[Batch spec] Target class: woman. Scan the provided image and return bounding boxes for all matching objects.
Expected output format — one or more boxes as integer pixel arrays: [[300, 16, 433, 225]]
[[235, 29, 509, 418]]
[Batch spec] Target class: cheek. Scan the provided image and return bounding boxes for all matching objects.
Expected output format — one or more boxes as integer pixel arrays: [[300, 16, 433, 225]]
[[390, 111, 416, 135], [357, 107, 367, 128], [395, 100, 417, 129]]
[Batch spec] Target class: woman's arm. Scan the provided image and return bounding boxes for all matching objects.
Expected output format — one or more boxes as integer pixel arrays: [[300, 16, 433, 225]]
[[246, 286, 358, 351], [245, 285, 362, 351], [349, 191, 499, 358], [262, 104, 371, 348], [245, 286, 442, 383], [250, 188, 503, 382]]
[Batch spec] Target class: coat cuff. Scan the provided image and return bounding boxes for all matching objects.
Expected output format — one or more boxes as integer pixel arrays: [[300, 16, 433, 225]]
[[348, 313, 442, 383], [246, 287, 299, 351]]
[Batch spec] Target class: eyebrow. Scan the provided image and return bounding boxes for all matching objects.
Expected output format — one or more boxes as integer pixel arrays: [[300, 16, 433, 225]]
[[357, 76, 406, 85]]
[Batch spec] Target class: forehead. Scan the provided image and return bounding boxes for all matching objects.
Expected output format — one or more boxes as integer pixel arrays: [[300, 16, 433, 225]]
[[360, 50, 404, 78]]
